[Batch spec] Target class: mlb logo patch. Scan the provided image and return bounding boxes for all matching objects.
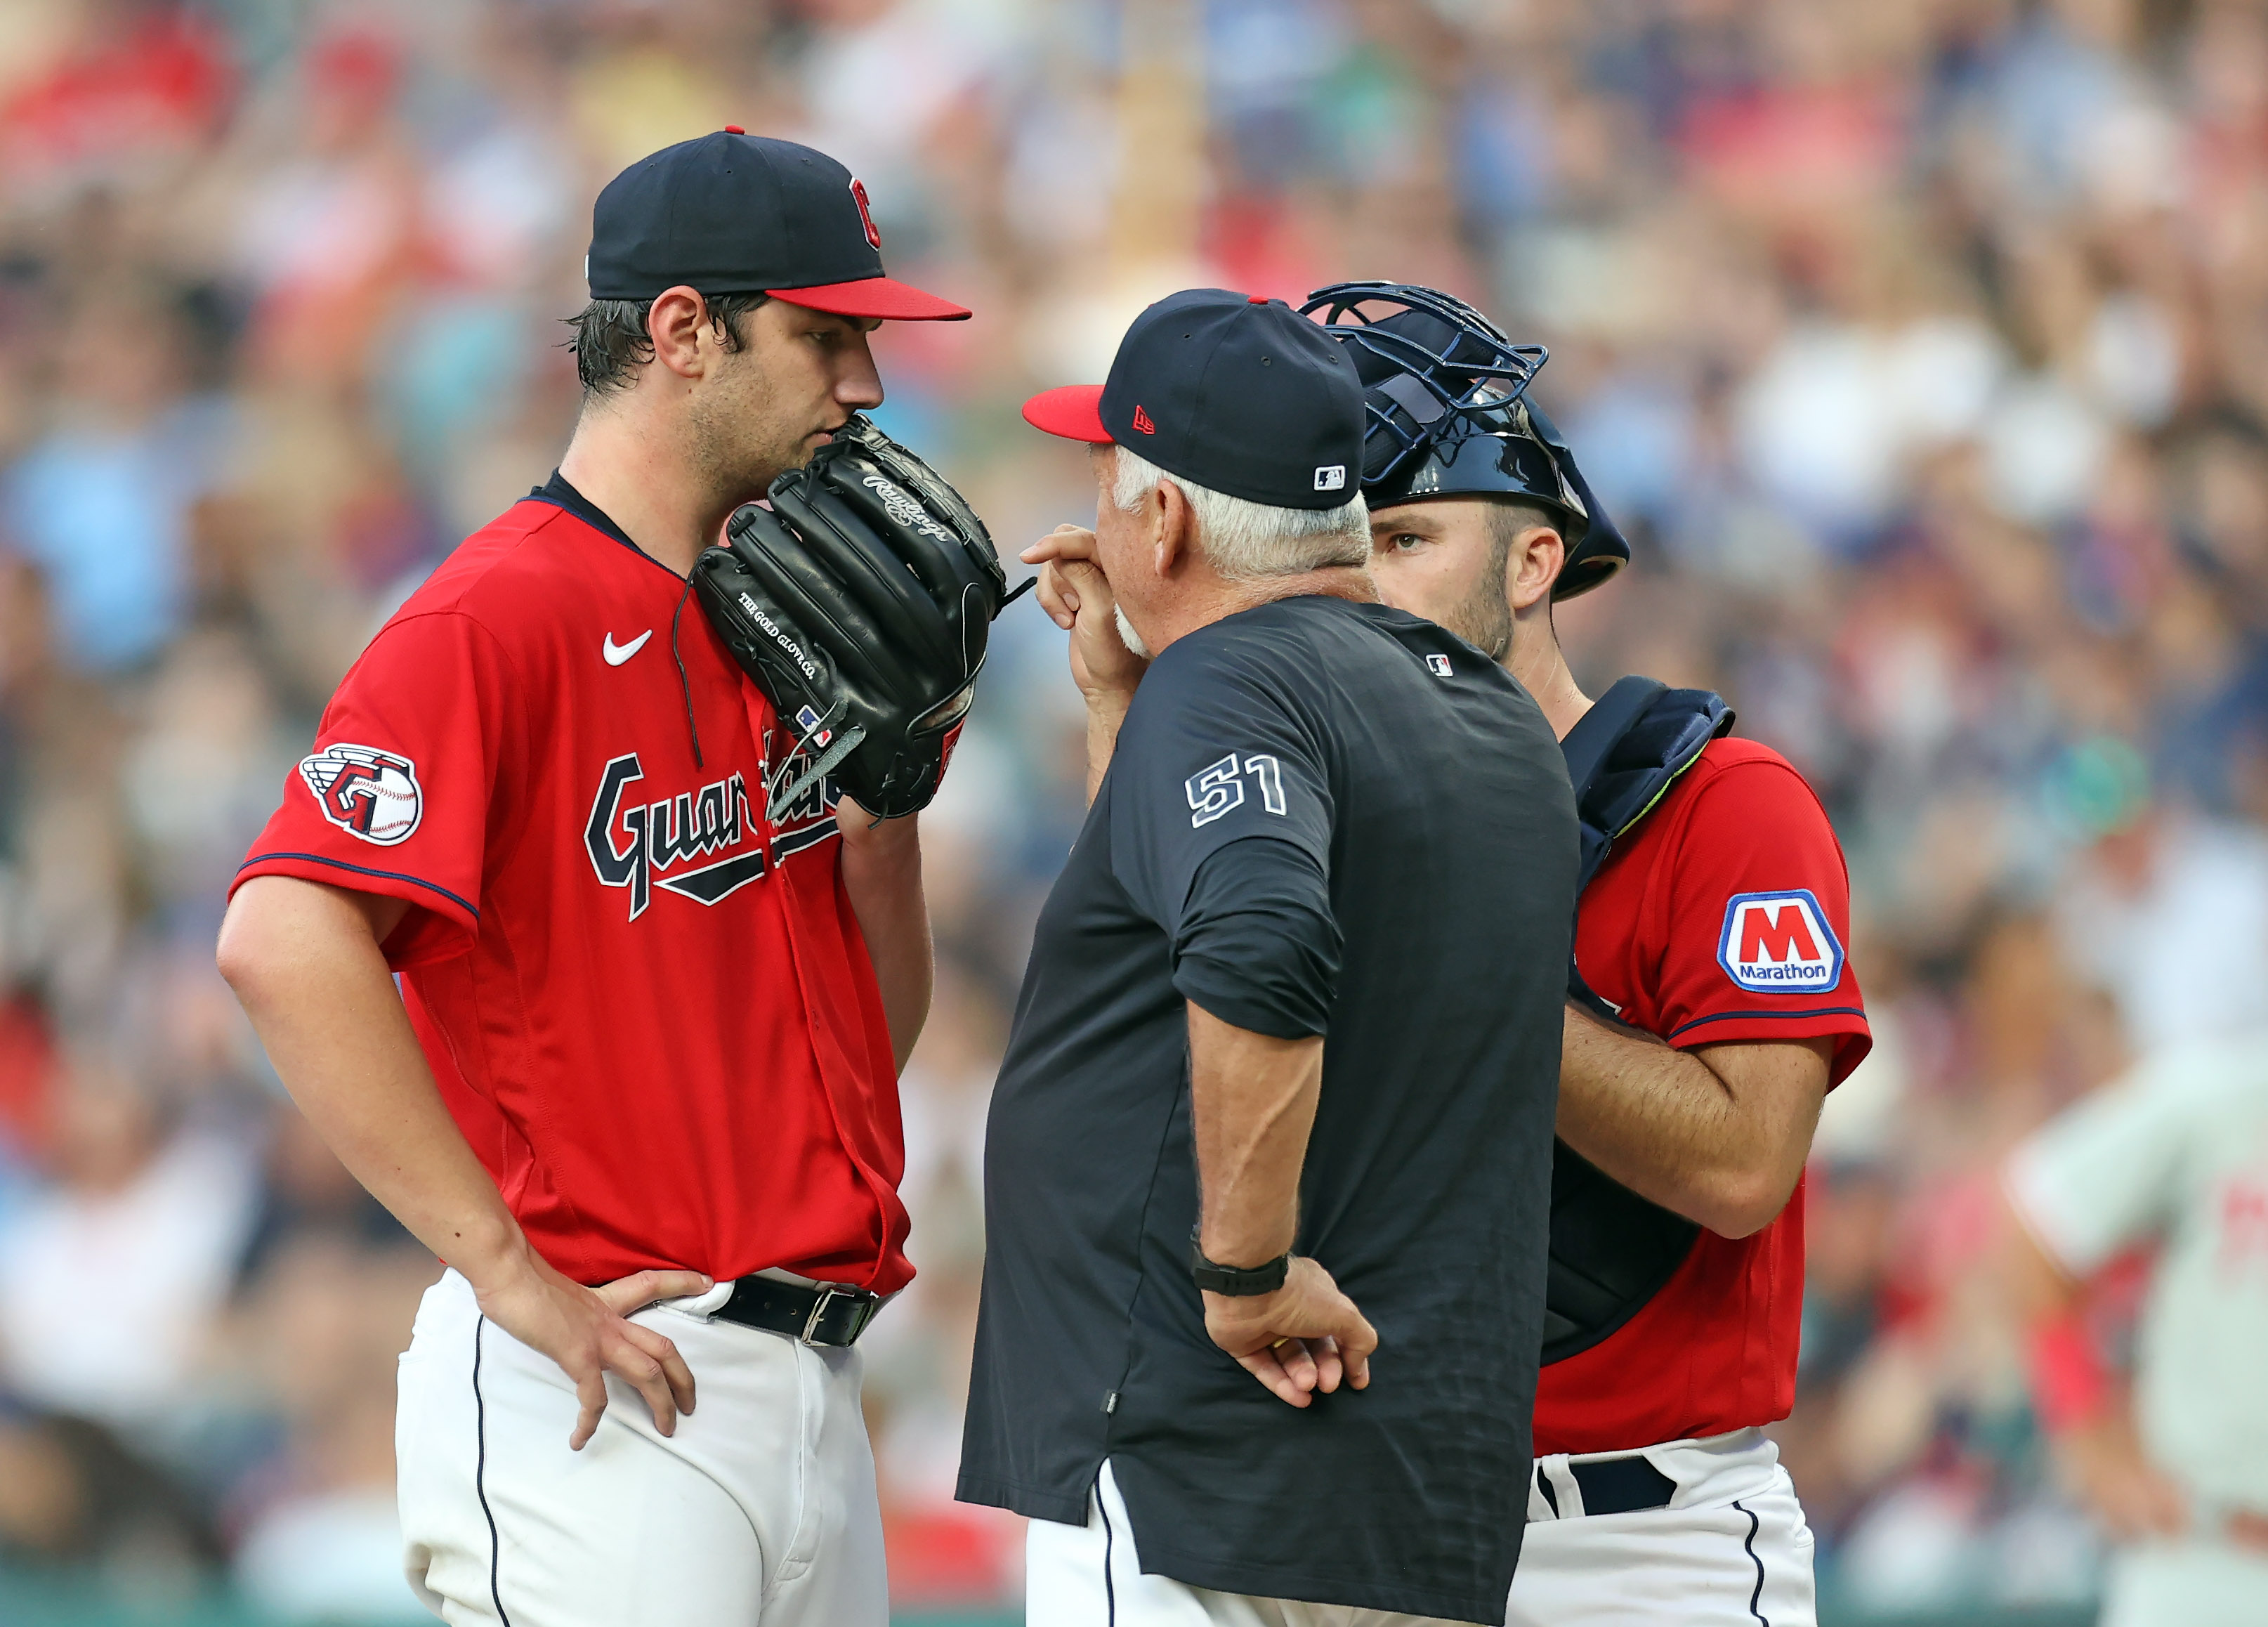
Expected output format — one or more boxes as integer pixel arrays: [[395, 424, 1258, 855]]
[[1425, 653, 1453, 677], [1717, 889, 1843, 993], [1313, 464, 1346, 492], [794, 705, 833, 749]]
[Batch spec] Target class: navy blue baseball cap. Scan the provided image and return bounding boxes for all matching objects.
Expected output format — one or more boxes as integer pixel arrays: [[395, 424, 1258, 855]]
[[586, 129, 969, 321], [1023, 289, 1365, 509]]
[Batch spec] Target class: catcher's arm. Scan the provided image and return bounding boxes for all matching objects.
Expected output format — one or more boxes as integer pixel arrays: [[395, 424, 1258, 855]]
[[1023, 524, 1148, 804], [835, 793, 931, 1071], [1557, 1010, 1829, 1239]]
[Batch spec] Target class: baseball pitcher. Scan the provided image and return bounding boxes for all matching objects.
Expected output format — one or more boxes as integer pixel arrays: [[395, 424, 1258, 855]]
[[217, 132, 1007, 1626]]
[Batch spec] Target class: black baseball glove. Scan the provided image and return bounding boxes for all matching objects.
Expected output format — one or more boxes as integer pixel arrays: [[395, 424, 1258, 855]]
[[692, 415, 1028, 821]]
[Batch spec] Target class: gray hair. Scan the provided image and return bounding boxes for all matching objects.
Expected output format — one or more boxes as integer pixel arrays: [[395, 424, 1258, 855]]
[[1111, 446, 1370, 580]]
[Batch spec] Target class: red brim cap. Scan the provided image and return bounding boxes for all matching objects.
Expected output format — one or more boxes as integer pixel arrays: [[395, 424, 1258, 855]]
[[1022, 384, 1110, 443], [768, 276, 970, 321]]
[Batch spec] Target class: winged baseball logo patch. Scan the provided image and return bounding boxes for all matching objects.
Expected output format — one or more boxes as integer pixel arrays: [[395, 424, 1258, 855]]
[[1717, 889, 1843, 993], [299, 744, 424, 846]]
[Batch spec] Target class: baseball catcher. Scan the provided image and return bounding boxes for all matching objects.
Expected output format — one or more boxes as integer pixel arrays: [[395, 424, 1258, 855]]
[[1306, 280, 1873, 1627], [693, 412, 1025, 821]]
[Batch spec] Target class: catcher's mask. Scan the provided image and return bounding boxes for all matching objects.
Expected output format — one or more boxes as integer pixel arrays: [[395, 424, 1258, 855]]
[[1300, 280, 1631, 601]]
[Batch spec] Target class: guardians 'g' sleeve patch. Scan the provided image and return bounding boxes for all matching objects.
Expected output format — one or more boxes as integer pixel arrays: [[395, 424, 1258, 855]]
[[1717, 889, 1843, 993], [299, 744, 424, 846]]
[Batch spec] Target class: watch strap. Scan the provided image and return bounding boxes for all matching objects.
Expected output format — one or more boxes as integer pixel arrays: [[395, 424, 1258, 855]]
[[1188, 1229, 1291, 1296]]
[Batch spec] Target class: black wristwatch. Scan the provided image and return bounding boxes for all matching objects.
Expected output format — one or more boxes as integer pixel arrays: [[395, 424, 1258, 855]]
[[1189, 1229, 1291, 1296]]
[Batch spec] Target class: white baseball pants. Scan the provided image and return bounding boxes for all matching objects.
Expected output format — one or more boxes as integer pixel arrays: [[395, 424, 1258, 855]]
[[1025, 1458, 1484, 1626], [395, 1269, 886, 1627], [1504, 1428, 1816, 1626]]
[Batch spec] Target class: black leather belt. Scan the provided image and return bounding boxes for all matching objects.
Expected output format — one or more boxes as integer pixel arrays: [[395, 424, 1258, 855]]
[[713, 1276, 885, 1347], [1535, 1455, 1678, 1517]]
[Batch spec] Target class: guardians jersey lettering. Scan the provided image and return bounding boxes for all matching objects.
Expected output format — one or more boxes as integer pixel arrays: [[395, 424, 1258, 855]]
[[580, 747, 842, 919], [232, 483, 907, 1292], [585, 757, 764, 919]]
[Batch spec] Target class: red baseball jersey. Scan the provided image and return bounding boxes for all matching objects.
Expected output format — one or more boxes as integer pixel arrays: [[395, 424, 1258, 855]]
[[230, 480, 911, 1293], [1533, 736, 1869, 1456]]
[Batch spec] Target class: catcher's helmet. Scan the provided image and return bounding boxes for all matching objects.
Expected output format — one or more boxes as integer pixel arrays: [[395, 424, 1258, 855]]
[[1300, 280, 1630, 600]]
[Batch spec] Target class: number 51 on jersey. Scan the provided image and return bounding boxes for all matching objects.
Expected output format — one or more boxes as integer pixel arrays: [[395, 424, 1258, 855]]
[[1186, 753, 1287, 828]]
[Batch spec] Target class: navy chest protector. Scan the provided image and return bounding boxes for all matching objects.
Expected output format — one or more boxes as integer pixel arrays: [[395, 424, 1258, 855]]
[[1544, 676, 1735, 1366]]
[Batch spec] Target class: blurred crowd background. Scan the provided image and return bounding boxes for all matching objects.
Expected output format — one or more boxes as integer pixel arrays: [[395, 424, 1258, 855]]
[[0, 0, 2262, 1621]]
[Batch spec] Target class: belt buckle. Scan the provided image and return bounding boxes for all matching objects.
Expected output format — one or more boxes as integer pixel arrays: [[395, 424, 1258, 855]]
[[799, 1285, 878, 1347], [801, 1286, 844, 1345]]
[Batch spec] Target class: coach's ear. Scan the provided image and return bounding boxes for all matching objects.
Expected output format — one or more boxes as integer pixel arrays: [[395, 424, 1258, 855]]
[[1153, 476, 1200, 580]]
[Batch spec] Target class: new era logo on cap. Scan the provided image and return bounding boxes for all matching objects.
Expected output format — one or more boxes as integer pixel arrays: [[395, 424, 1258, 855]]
[[1132, 405, 1157, 435], [1315, 464, 1346, 491]]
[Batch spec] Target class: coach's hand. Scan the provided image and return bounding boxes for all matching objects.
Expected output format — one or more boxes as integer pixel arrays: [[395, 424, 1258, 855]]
[[474, 1249, 712, 1451], [1202, 1256, 1378, 1408], [1024, 525, 1146, 701]]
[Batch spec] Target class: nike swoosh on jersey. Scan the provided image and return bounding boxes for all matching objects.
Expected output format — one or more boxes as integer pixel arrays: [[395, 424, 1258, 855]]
[[603, 630, 653, 666]]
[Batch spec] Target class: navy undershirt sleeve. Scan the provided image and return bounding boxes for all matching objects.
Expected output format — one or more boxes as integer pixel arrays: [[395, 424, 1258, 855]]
[[1172, 837, 1341, 1039]]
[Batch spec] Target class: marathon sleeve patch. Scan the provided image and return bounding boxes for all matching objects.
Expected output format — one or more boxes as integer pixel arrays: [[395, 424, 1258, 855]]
[[1717, 889, 1844, 993], [1599, 747, 1870, 1078]]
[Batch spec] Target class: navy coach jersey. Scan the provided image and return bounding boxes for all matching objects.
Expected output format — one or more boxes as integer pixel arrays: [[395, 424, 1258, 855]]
[[957, 595, 1577, 1624]]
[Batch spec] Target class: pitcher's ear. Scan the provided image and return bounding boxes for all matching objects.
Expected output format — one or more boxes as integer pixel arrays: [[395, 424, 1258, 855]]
[[647, 287, 715, 379]]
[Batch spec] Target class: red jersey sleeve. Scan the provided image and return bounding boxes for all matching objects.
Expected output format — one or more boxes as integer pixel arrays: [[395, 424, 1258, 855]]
[[1651, 752, 1871, 1083], [232, 611, 512, 967]]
